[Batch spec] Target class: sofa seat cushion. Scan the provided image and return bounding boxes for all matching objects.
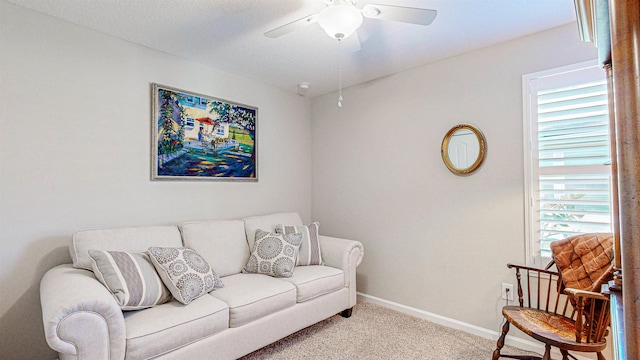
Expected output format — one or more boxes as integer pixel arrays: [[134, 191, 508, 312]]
[[280, 266, 345, 302], [211, 273, 296, 328], [123, 295, 229, 359]]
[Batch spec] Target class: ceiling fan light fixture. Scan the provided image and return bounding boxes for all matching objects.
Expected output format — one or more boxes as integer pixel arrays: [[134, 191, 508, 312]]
[[318, 4, 363, 39]]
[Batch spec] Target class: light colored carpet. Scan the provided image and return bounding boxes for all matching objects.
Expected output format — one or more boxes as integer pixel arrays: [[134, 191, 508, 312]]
[[240, 301, 539, 359]]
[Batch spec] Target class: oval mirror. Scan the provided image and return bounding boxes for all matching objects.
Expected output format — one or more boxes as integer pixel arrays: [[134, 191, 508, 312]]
[[441, 124, 487, 175]]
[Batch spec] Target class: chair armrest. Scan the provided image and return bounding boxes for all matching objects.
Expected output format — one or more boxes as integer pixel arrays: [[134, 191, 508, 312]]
[[319, 235, 364, 308], [40, 264, 126, 360], [564, 288, 609, 301], [507, 263, 559, 276], [564, 287, 610, 343]]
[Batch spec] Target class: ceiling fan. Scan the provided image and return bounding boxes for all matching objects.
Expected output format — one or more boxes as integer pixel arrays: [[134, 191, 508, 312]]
[[264, 0, 437, 41], [265, 0, 437, 107]]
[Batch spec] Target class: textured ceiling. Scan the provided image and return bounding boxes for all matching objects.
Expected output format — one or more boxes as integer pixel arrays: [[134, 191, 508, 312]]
[[6, 0, 577, 98]]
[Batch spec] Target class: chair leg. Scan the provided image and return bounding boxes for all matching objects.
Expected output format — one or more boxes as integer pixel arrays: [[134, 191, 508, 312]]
[[596, 352, 606, 360], [542, 345, 552, 360], [493, 320, 510, 360], [560, 349, 569, 360]]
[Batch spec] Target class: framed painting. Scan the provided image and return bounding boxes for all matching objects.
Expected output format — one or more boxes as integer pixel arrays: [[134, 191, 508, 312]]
[[151, 83, 257, 181]]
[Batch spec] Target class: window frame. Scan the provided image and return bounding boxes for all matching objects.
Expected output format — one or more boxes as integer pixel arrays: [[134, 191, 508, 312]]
[[522, 59, 611, 267]]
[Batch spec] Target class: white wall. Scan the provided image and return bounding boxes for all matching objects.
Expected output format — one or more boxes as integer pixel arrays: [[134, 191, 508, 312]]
[[311, 23, 597, 334], [0, 2, 311, 359]]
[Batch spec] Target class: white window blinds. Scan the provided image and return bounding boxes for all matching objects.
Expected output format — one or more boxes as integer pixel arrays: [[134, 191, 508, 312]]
[[524, 62, 612, 262]]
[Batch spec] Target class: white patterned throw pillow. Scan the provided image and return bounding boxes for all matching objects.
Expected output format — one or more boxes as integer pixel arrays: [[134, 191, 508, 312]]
[[275, 222, 323, 266], [148, 247, 223, 305], [243, 229, 303, 278], [88, 249, 173, 310]]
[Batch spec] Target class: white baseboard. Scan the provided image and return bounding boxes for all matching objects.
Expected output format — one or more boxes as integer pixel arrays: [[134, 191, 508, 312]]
[[356, 293, 593, 360]]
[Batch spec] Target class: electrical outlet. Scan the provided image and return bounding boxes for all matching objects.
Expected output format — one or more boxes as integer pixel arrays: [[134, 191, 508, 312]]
[[501, 283, 514, 301]]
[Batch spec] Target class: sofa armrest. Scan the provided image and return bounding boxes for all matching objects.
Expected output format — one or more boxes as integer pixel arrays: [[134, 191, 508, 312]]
[[40, 264, 126, 360], [320, 235, 364, 275], [319, 235, 363, 308]]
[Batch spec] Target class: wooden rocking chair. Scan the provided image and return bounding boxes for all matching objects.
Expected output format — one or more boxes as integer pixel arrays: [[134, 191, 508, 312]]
[[492, 233, 614, 360]]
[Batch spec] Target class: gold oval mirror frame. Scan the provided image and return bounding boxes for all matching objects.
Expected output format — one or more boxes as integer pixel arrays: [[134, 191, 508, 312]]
[[441, 124, 487, 175]]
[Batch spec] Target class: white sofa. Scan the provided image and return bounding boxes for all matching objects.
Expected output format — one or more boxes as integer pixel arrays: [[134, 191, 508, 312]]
[[40, 212, 364, 360]]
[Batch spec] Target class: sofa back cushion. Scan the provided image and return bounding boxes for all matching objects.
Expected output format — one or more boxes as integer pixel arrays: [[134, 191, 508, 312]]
[[181, 219, 249, 277], [71, 226, 183, 271], [243, 212, 304, 250]]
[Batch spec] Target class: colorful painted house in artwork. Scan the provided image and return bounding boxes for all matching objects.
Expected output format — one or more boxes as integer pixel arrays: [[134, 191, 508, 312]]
[[179, 95, 232, 143]]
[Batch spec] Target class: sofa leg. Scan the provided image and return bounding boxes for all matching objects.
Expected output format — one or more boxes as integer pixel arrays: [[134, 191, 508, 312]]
[[341, 308, 353, 318]]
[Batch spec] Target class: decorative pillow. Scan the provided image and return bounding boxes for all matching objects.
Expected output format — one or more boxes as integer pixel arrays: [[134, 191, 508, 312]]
[[148, 247, 223, 305], [275, 222, 323, 266], [243, 229, 303, 278], [88, 249, 173, 310]]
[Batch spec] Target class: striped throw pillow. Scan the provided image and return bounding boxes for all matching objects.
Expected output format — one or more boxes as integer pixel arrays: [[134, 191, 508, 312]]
[[275, 222, 323, 266], [88, 249, 172, 310]]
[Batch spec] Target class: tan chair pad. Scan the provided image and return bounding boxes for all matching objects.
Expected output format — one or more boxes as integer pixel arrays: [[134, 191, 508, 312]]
[[550, 233, 613, 292]]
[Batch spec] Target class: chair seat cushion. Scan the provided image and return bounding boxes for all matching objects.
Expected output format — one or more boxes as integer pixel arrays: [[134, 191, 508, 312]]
[[502, 306, 606, 351], [211, 273, 296, 327], [280, 266, 344, 302], [124, 295, 229, 359]]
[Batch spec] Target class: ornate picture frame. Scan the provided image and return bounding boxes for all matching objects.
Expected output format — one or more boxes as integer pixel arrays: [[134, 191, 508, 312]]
[[151, 83, 257, 181]]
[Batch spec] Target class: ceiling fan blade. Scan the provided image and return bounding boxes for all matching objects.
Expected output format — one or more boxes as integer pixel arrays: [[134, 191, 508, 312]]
[[362, 4, 437, 26], [264, 14, 319, 38]]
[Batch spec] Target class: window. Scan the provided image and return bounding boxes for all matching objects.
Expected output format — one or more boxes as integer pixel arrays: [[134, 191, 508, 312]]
[[523, 61, 612, 266], [185, 117, 195, 129]]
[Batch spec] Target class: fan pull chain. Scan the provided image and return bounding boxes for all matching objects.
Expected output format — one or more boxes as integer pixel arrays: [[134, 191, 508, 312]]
[[337, 38, 343, 108]]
